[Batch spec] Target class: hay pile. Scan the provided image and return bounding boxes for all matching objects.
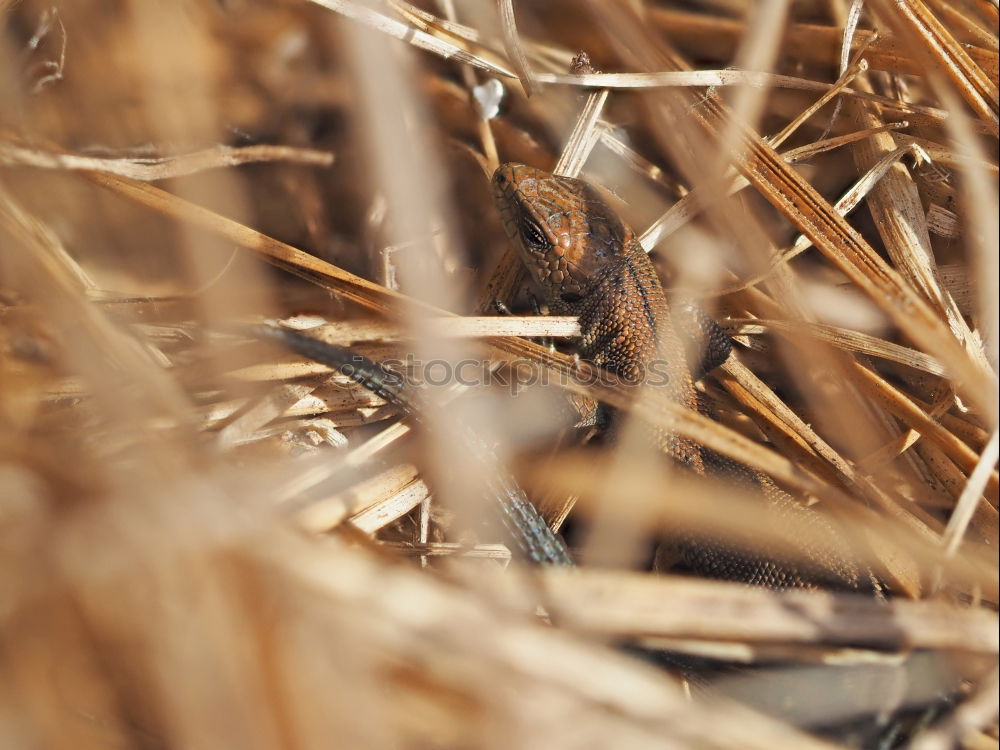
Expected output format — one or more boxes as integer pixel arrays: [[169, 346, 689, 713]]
[[0, 1, 996, 748]]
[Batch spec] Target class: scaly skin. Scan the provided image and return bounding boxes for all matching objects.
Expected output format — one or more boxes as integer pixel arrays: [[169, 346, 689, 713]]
[[492, 163, 878, 592], [492, 162, 709, 471]]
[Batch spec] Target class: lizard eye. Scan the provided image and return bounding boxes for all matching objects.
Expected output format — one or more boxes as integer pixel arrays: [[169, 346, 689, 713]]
[[519, 220, 549, 250], [560, 292, 583, 304]]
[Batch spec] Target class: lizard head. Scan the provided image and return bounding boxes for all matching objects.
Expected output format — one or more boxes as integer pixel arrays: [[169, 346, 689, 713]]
[[492, 163, 633, 305]]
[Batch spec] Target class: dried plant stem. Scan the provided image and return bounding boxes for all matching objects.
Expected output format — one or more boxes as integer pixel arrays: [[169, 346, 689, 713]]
[[0, 141, 334, 179], [539, 568, 999, 652], [870, 0, 999, 136]]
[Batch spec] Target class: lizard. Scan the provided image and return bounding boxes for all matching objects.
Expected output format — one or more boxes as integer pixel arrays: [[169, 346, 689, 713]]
[[492, 162, 879, 593], [253, 164, 876, 590]]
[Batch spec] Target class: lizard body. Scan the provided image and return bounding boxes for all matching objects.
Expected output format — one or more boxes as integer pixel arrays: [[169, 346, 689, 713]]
[[492, 163, 716, 470], [492, 163, 877, 592], [259, 165, 877, 590]]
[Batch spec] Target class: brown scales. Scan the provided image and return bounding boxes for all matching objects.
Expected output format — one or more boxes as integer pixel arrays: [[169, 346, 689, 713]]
[[493, 162, 705, 469], [492, 162, 878, 593]]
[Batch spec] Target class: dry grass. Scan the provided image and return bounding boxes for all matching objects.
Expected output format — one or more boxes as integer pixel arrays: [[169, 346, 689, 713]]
[[0, 0, 997, 748]]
